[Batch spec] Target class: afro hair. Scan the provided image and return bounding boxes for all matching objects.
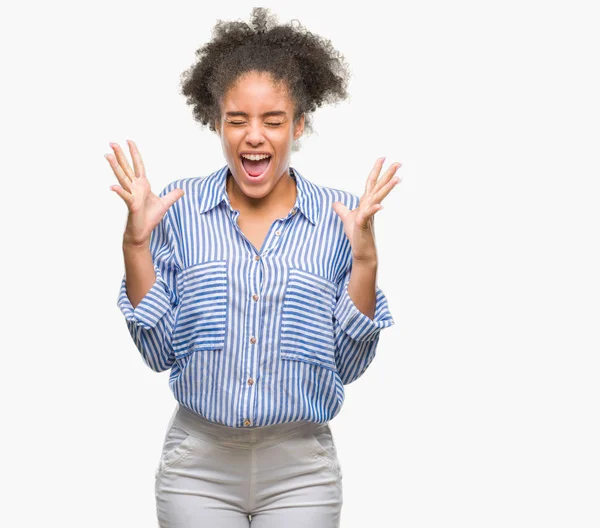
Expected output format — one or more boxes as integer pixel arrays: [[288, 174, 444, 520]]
[[179, 7, 352, 152]]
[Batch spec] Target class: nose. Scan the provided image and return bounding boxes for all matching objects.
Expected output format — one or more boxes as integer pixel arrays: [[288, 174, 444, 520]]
[[244, 120, 266, 147]]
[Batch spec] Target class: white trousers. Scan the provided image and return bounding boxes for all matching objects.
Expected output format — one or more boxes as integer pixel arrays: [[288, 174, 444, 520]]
[[155, 404, 343, 527]]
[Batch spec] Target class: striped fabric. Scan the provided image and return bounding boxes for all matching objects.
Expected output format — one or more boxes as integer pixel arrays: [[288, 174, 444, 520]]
[[117, 164, 395, 427]]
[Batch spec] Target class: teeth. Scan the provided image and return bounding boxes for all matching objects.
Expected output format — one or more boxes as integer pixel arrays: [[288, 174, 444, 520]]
[[241, 154, 271, 161]]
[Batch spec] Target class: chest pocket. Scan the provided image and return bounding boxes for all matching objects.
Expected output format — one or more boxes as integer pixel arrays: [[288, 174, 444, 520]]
[[172, 260, 228, 359], [279, 268, 337, 371]]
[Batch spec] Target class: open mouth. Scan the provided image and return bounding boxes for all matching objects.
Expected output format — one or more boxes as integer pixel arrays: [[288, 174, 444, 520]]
[[240, 155, 271, 179]]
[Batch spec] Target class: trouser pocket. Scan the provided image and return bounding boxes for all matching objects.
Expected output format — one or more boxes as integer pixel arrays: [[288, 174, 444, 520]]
[[156, 423, 197, 477], [305, 425, 343, 479]]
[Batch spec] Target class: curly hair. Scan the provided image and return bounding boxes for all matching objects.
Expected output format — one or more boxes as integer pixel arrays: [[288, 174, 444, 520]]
[[179, 7, 351, 152]]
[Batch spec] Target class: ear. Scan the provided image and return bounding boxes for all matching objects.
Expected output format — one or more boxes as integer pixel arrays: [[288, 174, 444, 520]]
[[293, 113, 305, 139], [215, 119, 221, 137]]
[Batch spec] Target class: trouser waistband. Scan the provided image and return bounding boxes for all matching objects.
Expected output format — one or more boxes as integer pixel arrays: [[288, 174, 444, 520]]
[[171, 404, 328, 448]]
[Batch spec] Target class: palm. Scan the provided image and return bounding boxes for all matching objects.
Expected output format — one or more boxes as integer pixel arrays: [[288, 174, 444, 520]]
[[126, 184, 173, 245]]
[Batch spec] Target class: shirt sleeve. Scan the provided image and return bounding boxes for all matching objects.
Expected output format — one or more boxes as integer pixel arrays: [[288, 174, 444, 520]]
[[116, 183, 182, 372], [333, 262, 395, 385]]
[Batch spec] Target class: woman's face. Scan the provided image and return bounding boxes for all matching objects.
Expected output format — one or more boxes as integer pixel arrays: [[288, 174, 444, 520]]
[[215, 71, 304, 202]]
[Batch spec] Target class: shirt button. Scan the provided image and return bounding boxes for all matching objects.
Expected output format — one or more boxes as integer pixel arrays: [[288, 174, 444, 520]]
[[250, 336, 257, 344], [291, 208, 297, 215], [248, 377, 254, 385], [252, 294, 259, 301], [275, 230, 281, 236], [254, 255, 260, 261], [244, 419, 251, 427]]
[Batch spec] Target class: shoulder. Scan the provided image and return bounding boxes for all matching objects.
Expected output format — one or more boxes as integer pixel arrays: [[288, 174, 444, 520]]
[[157, 174, 210, 199], [157, 167, 224, 214], [309, 180, 360, 217], [310, 182, 356, 272]]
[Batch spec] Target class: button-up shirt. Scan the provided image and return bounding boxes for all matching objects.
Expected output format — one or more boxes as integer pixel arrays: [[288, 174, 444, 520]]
[[117, 164, 395, 427]]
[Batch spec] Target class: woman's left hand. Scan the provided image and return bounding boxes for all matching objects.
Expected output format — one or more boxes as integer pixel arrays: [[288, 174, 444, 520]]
[[332, 158, 402, 263]]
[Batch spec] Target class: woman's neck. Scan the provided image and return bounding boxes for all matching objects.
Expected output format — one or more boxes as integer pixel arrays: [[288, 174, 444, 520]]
[[226, 169, 297, 217]]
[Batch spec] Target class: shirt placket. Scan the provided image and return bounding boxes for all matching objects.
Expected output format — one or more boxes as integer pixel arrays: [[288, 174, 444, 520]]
[[228, 205, 299, 427]]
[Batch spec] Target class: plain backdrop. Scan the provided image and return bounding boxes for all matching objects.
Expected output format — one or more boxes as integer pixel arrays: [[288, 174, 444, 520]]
[[2, 0, 599, 526]]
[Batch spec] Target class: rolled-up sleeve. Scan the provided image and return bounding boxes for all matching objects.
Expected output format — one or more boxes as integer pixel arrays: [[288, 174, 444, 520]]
[[334, 272, 395, 342], [117, 265, 175, 330], [333, 264, 395, 385]]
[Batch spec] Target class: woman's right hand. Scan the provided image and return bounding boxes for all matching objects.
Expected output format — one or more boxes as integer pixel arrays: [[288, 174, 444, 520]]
[[106, 139, 184, 248]]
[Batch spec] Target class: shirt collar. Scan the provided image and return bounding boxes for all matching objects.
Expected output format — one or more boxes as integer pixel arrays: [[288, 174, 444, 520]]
[[197, 164, 320, 225]]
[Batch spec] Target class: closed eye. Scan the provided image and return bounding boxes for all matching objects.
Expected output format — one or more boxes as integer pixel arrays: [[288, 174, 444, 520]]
[[227, 121, 283, 126]]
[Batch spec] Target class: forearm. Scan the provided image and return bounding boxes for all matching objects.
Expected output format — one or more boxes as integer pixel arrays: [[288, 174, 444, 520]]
[[347, 259, 377, 320], [123, 241, 156, 309]]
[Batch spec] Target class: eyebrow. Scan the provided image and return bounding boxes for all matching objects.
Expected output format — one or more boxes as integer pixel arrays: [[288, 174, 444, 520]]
[[225, 111, 287, 118]]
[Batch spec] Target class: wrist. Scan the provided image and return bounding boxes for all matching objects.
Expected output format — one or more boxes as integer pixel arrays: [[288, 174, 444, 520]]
[[122, 238, 150, 253], [351, 256, 378, 269]]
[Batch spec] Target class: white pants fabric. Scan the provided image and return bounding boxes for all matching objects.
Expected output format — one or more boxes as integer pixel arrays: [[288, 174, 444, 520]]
[[155, 404, 344, 527]]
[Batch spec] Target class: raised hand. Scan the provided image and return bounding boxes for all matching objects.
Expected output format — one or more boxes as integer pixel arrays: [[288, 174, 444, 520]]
[[332, 157, 402, 263], [106, 139, 184, 247]]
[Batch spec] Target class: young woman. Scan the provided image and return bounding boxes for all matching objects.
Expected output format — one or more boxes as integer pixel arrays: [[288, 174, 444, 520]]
[[107, 8, 401, 527]]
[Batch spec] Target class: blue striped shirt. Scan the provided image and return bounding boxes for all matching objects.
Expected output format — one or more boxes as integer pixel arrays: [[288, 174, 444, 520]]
[[117, 164, 395, 427]]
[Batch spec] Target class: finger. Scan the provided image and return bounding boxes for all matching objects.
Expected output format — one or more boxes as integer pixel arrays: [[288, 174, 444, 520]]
[[109, 184, 133, 207], [161, 188, 185, 210], [356, 203, 381, 229], [105, 152, 134, 194], [127, 139, 147, 179], [367, 203, 383, 215], [110, 142, 136, 182], [371, 175, 401, 205], [365, 157, 385, 195], [371, 162, 402, 197]]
